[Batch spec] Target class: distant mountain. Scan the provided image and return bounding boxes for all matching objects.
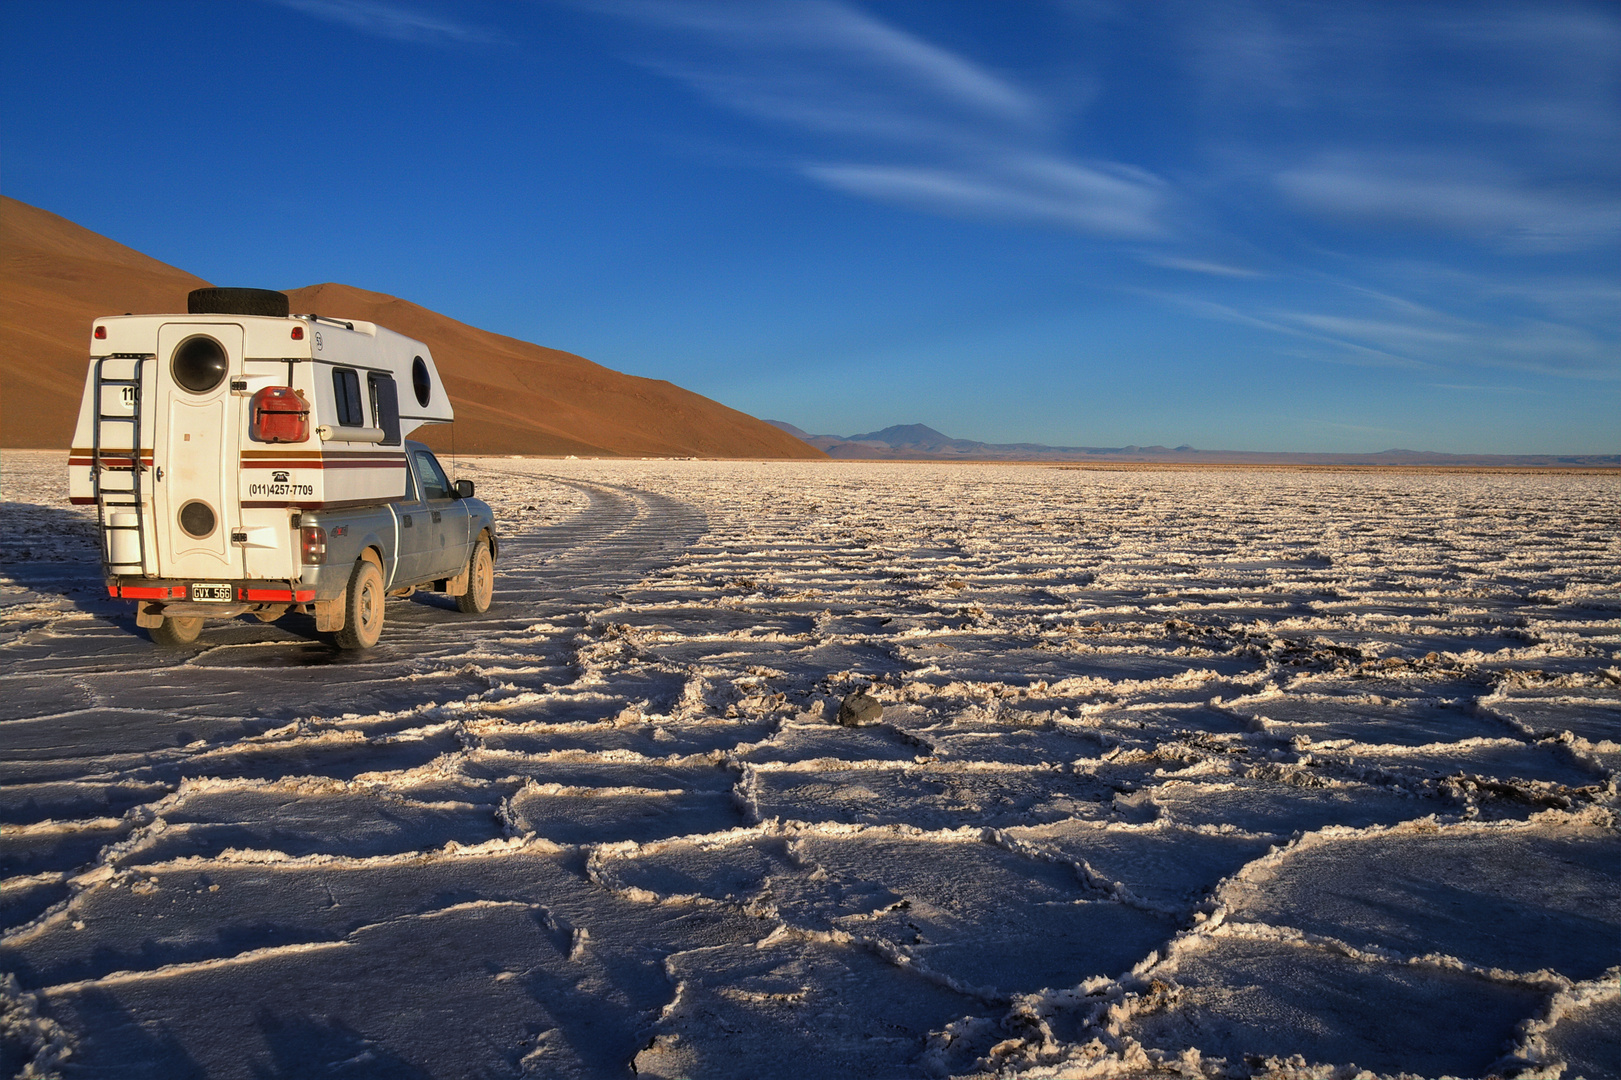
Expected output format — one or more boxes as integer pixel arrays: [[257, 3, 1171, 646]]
[[2, 196, 825, 459], [845, 424, 957, 448], [764, 420, 814, 441], [768, 420, 1620, 468]]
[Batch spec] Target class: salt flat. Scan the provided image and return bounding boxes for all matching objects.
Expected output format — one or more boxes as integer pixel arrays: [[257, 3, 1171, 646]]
[[1, 452, 1617, 1079]]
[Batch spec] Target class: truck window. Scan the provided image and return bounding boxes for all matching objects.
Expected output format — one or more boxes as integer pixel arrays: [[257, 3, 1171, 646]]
[[413, 449, 452, 500], [368, 374, 401, 445], [333, 368, 364, 427]]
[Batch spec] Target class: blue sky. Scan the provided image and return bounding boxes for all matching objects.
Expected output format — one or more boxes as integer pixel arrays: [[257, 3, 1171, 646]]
[[4, 1, 1616, 452]]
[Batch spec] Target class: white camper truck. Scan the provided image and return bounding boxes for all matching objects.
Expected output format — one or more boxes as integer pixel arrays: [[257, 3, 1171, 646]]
[[69, 288, 498, 649]]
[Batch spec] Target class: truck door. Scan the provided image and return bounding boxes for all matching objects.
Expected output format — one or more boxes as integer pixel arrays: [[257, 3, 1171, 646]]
[[151, 323, 245, 581], [391, 462, 432, 588], [409, 447, 470, 582]]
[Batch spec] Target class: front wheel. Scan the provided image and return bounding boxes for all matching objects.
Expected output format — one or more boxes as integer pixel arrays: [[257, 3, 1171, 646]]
[[335, 559, 386, 649], [150, 615, 203, 647], [456, 540, 494, 614]]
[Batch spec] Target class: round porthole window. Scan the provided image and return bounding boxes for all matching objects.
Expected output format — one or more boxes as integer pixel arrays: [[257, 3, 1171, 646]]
[[178, 500, 217, 539], [412, 355, 431, 407], [172, 335, 229, 394]]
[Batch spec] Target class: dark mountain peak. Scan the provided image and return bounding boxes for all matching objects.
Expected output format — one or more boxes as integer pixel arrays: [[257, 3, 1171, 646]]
[[845, 423, 956, 447]]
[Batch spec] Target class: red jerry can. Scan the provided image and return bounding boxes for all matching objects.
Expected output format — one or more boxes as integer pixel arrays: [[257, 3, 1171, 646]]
[[250, 386, 310, 443]]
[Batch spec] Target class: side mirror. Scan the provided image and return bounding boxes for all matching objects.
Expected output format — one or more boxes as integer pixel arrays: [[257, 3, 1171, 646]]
[[454, 479, 475, 499]]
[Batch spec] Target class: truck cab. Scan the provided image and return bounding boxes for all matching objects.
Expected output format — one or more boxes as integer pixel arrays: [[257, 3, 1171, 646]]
[[295, 440, 498, 648]]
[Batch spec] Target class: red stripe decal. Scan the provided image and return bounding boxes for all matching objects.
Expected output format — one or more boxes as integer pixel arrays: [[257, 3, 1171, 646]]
[[241, 496, 406, 509], [240, 588, 316, 602], [112, 586, 169, 599], [239, 460, 406, 470]]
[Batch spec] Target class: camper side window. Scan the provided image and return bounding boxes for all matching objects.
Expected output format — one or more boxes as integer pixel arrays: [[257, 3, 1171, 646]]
[[333, 369, 364, 427], [368, 374, 402, 446]]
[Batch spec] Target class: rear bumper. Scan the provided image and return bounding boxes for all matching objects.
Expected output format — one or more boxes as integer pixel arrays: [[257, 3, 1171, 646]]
[[107, 578, 316, 604]]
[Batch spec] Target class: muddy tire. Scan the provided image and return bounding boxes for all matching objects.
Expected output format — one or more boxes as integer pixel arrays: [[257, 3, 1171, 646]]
[[150, 615, 203, 647], [335, 559, 386, 649], [456, 539, 494, 614]]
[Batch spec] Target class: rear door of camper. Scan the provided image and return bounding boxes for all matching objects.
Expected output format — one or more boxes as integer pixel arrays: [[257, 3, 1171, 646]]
[[152, 322, 246, 581]]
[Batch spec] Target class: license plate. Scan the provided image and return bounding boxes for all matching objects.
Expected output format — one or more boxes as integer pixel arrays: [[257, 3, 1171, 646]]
[[190, 583, 233, 602]]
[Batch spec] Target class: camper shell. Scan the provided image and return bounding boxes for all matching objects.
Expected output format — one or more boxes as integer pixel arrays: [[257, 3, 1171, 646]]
[[69, 289, 496, 647]]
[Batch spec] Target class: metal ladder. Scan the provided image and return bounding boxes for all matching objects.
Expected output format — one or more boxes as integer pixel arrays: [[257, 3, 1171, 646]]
[[92, 355, 151, 574]]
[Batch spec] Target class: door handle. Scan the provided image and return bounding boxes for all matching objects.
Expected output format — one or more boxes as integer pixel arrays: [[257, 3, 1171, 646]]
[[431, 511, 442, 523], [402, 514, 413, 527]]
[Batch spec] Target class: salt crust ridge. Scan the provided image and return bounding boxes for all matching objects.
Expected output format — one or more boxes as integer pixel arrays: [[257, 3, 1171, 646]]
[[0, 455, 1616, 1078]]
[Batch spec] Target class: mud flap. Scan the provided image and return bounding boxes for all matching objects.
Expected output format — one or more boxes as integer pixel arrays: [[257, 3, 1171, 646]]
[[136, 603, 165, 629], [441, 564, 470, 595], [314, 593, 346, 632]]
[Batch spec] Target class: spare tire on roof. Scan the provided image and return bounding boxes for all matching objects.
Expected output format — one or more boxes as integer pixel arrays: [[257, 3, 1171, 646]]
[[188, 288, 290, 318]]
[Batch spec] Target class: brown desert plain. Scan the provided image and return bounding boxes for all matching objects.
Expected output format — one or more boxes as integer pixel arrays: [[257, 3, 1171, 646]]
[[0, 195, 825, 459]]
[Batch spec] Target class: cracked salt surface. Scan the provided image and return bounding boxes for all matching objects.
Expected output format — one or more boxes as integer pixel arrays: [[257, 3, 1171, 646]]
[[2, 451, 1618, 1079]]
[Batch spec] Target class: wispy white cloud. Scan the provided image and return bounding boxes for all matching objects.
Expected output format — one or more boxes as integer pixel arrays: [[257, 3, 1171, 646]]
[[1137, 253, 1263, 278], [1150, 294, 1428, 369], [1269, 302, 1616, 380], [591, 0, 1169, 238], [1428, 383, 1547, 394], [1179, 0, 1309, 106], [1181, 1, 1620, 149], [276, 0, 497, 45], [601, 0, 1043, 132], [806, 157, 1166, 238], [1358, 260, 1621, 330], [1330, 280, 1619, 379], [1154, 283, 1617, 381], [587, 0, 1618, 393], [1277, 153, 1621, 253], [1278, 312, 1468, 348]]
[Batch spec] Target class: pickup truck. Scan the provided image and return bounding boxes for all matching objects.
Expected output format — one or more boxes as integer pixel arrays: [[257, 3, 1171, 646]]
[[70, 291, 498, 650], [109, 440, 497, 649]]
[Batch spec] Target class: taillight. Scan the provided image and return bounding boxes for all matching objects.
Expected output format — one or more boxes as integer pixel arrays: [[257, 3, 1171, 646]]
[[291, 325, 305, 340], [301, 525, 326, 564], [94, 325, 107, 339]]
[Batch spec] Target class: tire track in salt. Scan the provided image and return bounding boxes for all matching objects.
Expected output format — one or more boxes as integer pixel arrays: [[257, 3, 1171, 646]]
[[0, 477, 708, 939], [475, 477, 708, 622], [0, 477, 706, 726]]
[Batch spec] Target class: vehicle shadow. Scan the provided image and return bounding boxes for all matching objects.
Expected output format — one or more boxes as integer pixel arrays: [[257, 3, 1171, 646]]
[[0, 502, 355, 652], [1, 502, 142, 644]]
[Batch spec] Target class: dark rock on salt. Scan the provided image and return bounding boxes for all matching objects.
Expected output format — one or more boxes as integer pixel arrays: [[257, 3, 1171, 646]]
[[837, 690, 883, 727]]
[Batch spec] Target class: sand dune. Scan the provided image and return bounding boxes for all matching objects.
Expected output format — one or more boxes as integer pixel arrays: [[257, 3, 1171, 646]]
[[0, 197, 208, 449], [0, 196, 823, 459], [283, 283, 822, 459]]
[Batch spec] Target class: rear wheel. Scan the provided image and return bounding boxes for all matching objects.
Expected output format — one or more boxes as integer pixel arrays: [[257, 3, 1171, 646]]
[[150, 615, 203, 647], [335, 559, 385, 649], [456, 540, 493, 614]]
